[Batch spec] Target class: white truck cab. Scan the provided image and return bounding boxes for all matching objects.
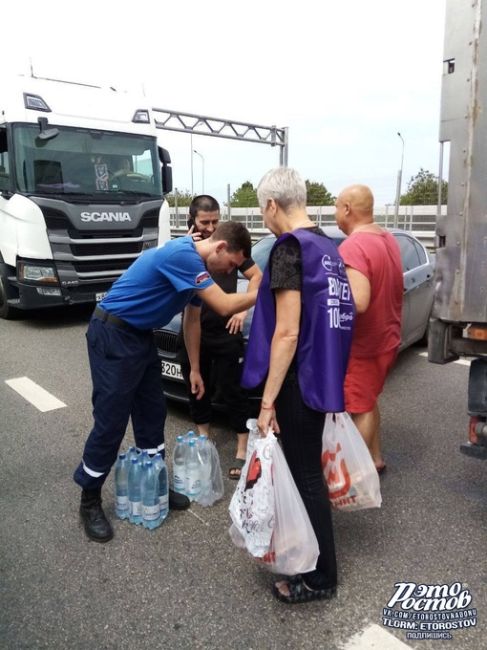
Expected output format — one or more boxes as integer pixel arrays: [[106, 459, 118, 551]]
[[0, 75, 172, 318]]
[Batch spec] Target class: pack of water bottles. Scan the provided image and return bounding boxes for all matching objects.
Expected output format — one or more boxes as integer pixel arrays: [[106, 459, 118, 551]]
[[114, 447, 169, 530], [172, 431, 224, 507]]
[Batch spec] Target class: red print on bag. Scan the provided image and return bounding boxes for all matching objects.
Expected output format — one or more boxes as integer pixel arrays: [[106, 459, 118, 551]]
[[244, 451, 262, 491], [322, 443, 351, 498]]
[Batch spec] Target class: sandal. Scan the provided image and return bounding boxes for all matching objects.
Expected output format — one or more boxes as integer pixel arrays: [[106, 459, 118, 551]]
[[228, 458, 245, 480], [272, 576, 336, 605]]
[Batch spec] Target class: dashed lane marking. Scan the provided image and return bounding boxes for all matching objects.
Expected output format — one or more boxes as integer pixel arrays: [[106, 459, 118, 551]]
[[5, 376, 66, 412], [418, 352, 471, 366], [342, 624, 412, 649]]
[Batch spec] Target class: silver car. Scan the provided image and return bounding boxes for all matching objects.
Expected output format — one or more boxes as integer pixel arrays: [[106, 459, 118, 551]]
[[155, 227, 435, 407]]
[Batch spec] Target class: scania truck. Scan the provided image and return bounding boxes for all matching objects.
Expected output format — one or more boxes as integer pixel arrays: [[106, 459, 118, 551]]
[[0, 74, 172, 318], [429, 0, 487, 459]]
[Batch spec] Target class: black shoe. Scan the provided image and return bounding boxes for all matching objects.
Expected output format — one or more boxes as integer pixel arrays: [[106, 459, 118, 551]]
[[169, 488, 190, 510], [79, 489, 114, 543]]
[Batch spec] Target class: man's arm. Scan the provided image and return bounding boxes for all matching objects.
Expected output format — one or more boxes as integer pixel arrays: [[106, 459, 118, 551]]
[[226, 263, 263, 335], [182, 303, 205, 400], [346, 267, 371, 313], [257, 288, 301, 435], [197, 283, 257, 317]]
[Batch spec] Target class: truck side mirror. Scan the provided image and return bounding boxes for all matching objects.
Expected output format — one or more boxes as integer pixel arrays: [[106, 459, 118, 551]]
[[158, 147, 173, 195]]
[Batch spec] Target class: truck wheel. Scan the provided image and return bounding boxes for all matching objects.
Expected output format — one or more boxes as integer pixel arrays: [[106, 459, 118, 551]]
[[0, 272, 18, 319]]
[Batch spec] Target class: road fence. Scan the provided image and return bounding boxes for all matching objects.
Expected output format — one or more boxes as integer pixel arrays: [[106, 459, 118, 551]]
[[170, 205, 444, 249]]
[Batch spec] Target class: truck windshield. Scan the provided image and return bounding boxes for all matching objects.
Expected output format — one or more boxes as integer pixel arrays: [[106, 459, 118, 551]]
[[12, 124, 162, 199]]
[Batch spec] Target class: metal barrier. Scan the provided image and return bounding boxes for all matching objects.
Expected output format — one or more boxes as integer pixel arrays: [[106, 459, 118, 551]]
[[170, 205, 443, 249]]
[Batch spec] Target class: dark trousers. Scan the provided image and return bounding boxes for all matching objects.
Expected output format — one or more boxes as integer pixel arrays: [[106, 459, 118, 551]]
[[73, 316, 167, 490], [180, 333, 249, 434], [276, 373, 337, 589]]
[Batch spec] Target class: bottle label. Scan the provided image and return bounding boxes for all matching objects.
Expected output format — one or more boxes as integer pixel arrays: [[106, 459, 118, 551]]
[[130, 500, 142, 516], [159, 494, 169, 509], [142, 504, 160, 521], [186, 476, 201, 496], [173, 473, 185, 493], [116, 495, 129, 511]]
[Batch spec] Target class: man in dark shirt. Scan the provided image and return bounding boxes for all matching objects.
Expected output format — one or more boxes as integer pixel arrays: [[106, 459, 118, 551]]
[[181, 195, 262, 478]]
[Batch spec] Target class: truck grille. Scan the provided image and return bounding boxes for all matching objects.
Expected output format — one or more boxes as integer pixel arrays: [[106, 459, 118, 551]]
[[41, 206, 160, 284]]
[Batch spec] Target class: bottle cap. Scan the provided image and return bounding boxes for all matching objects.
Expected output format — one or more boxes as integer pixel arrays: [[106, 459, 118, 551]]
[[131, 458, 138, 464], [176, 435, 184, 442], [189, 439, 196, 447], [119, 453, 127, 458]]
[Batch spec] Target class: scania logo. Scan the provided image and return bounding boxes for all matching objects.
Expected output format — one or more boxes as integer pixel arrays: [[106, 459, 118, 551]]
[[80, 211, 132, 223]]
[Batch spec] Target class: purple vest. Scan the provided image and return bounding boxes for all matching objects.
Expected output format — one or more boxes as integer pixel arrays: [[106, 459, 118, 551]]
[[241, 228, 355, 412]]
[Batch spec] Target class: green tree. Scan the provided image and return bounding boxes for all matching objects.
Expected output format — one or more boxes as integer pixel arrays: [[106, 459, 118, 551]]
[[165, 189, 194, 207], [305, 180, 335, 206], [400, 168, 448, 205], [230, 181, 258, 207]]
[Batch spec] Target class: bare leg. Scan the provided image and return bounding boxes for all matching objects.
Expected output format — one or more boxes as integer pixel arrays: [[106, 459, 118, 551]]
[[351, 404, 385, 469], [196, 423, 210, 437], [236, 432, 248, 460]]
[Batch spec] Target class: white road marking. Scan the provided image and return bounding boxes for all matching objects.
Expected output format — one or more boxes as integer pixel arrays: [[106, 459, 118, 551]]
[[5, 376, 66, 412], [187, 508, 209, 526], [342, 624, 412, 649], [418, 351, 471, 366]]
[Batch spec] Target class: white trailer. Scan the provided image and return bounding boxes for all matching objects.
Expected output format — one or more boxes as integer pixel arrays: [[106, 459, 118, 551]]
[[0, 75, 172, 318], [429, 0, 487, 459]]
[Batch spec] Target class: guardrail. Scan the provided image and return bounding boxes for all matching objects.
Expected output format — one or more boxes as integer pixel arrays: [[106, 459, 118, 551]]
[[170, 205, 444, 250]]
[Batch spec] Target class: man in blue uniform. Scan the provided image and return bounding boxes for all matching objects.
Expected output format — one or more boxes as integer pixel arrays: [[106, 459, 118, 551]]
[[74, 221, 256, 542]]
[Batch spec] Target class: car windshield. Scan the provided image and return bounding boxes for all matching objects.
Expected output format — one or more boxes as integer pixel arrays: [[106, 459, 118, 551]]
[[251, 231, 345, 272], [12, 123, 162, 199]]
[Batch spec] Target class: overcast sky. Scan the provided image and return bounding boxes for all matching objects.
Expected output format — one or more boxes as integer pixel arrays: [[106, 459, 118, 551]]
[[2, 0, 446, 206]]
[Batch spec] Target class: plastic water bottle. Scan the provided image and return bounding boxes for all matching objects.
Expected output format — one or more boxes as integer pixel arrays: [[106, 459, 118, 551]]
[[141, 462, 160, 530], [128, 458, 143, 524], [152, 453, 169, 521], [140, 450, 149, 464], [196, 435, 212, 502], [114, 453, 130, 519], [186, 439, 202, 501], [127, 446, 139, 463], [172, 435, 187, 495]]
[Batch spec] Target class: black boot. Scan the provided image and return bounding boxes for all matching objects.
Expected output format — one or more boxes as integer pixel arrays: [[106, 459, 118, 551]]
[[168, 488, 190, 510], [80, 489, 114, 543]]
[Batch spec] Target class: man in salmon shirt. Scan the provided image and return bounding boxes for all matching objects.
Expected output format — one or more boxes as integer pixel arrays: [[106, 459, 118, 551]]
[[335, 184, 403, 474]]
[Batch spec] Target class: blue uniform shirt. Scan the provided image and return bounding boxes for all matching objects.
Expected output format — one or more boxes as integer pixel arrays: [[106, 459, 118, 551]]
[[99, 236, 214, 329]]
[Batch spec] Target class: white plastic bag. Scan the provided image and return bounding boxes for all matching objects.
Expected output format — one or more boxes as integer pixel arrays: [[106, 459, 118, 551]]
[[229, 420, 319, 575], [322, 412, 381, 511]]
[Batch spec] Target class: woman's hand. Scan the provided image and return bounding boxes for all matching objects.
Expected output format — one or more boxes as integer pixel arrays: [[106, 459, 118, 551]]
[[257, 404, 279, 437]]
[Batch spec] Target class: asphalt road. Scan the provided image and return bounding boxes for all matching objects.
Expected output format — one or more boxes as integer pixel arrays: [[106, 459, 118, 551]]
[[0, 306, 485, 650]]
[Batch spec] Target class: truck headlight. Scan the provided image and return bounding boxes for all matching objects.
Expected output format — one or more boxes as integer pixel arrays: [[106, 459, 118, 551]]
[[18, 262, 58, 284]]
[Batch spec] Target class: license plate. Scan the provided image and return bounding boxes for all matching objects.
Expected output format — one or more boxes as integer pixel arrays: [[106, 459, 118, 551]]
[[161, 361, 183, 381], [95, 291, 108, 302]]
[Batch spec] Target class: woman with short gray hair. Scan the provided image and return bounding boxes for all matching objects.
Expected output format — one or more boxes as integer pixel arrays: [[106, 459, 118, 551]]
[[242, 167, 354, 603]]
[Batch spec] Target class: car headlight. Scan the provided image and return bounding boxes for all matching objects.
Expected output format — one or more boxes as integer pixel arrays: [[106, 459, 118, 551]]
[[18, 262, 58, 284]]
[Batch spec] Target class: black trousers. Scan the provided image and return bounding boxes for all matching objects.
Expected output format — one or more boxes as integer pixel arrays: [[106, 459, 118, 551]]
[[73, 316, 166, 490], [180, 333, 249, 434], [276, 372, 337, 589]]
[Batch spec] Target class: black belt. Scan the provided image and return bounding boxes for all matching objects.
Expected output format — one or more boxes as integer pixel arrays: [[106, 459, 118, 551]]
[[94, 306, 150, 336]]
